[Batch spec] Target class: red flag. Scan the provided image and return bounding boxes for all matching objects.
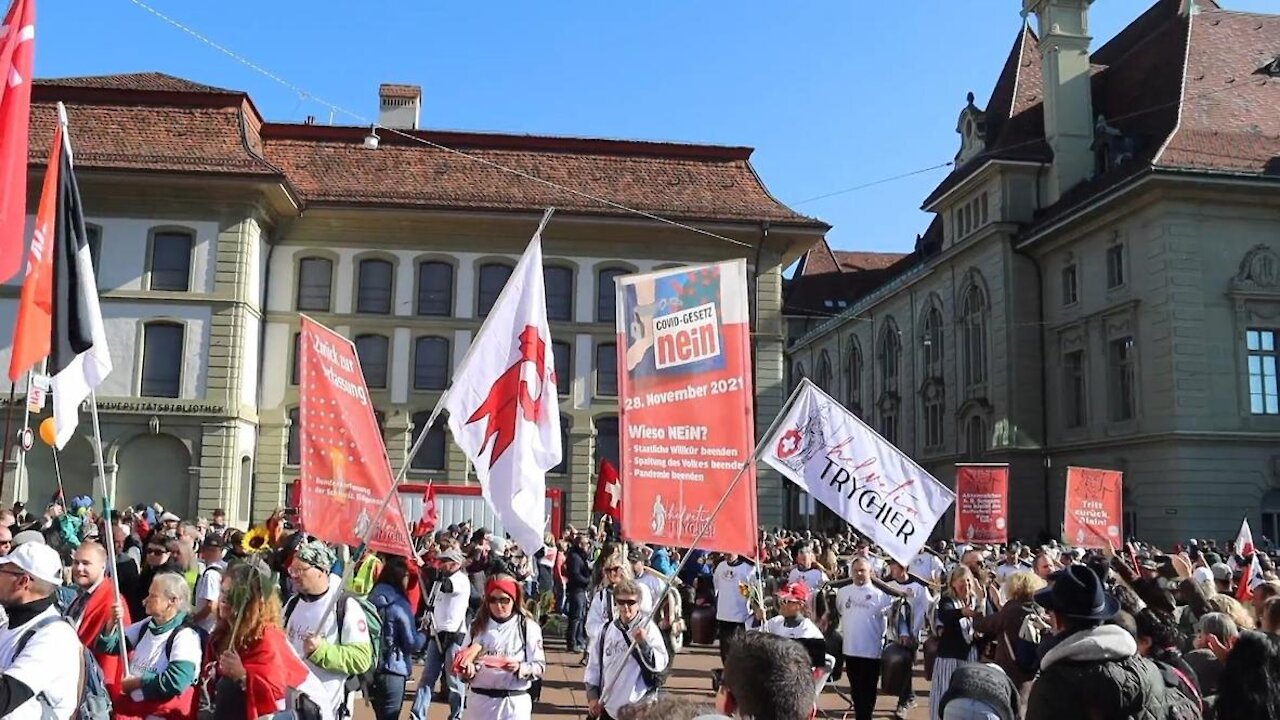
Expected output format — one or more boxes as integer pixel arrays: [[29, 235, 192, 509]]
[[414, 485, 438, 538], [593, 458, 622, 522], [1238, 552, 1263, 602], [298, 315, 416, 559], [953, 464, 1009, 544], [0, 0, 35, 284], [7, 118, 56, 381]]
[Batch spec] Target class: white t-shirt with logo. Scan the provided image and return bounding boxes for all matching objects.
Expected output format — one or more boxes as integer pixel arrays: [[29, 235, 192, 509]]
[[194, 562, 226, 633], [713, 561, 757, 623], [758, 615, 823, 641], [836, 581, 895, 659], [910, 552, 945, 583], [284, 577, 373, 712], [429, 570, 472, 634], [122, 618, 203, 703], [787, 566, 829, 613], [0, 606, 81, 720]]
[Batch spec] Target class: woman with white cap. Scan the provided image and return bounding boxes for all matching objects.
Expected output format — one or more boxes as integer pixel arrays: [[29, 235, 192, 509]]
[[454, 574, 545, 720]]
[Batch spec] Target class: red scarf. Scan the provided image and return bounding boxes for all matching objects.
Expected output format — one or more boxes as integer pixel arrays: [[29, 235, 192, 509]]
[[75, 581, 130, 696], [235, 625, 310, 720]]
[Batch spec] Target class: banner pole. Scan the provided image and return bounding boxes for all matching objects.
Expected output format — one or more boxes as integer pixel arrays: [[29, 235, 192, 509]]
[[87, 391, 130, 674], [597, 380, 805, 702], [0, 382, 16, 502]]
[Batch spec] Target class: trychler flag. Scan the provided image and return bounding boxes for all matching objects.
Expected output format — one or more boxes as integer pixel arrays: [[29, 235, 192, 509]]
[[0, 0, 36, 284], [761, 379, 955, 565], [443, 212, 561, 557]]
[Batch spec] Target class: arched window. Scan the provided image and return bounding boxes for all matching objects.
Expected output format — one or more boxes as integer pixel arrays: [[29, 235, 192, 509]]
[[296, 257, 333, 311], [544, 266, 574, 322], [357, 259, 394, 314], [552, 341, 572, 394], [594, 416, 620, 469], [478, 263, 514, 316], [921, 307, 945, 449], [815, 351, 833, 393], [416, 261, 453, 317], [962, 285, 989, 391], [413, 336, 450, 390], [965, 415, 988, 459], [148, 229, 193, 291], [879, 321, 901, 394], [846, 339, 863, 416], [922, 306, 944, 378], [551, 415, 571, 475], [791, 361, 807, 392], [286, 407, 301, 466], [595, 342, 618, 396], [410, 411, 448, 471], [141, 322, 184, 397], [354, 334, 390, 389], [597, 268, 628, 323]]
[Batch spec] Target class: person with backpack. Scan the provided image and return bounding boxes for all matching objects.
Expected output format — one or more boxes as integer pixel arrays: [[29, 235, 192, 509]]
[[0, 542, 85, 720], [366, 556, 426, 720], [68, 541, 132, 699], [191, 536, 226, 634], [98, 572, 203, 720], [282, 541, 375, 719], [976, 571, 1046, 715], [410, 547, 470, 720], [585, 579, 668, 720], [454, 574, 545, 720]]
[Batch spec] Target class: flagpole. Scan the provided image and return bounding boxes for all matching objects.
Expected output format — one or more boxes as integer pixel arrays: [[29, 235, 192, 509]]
[[597, 380, 805, 703], [87, 391, 130, 672], [0, 382, 15, 501], [49, 443, 64, 503]]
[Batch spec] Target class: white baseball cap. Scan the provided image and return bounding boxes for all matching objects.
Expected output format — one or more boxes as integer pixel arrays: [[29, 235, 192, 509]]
[[0, 543, 65, 585]]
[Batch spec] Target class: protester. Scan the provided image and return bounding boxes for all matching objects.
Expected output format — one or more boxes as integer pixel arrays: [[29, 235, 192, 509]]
[[411, 546, 470, 720], [66, 540, 130, 697], [714, 630, 816, 720], [0, 543, 83, 719], [828, 556, 908, 720], [132, 536, 184, 620], [1214, 629, 1280, 720], [565, 533, 594, 654], [886, 558, 934, 718], [929, 565, 982, 720], [936, 662, 1020, 720], [456, 574, 545, 720], [192, 535, 226, 633], [1185, 611, 1237, 712], [367, 556, 426, 720], [711, 553, 757, 670], [99, 572, 203, 720], [587, 553, 653, 661], [975, 570, 1044, 714]]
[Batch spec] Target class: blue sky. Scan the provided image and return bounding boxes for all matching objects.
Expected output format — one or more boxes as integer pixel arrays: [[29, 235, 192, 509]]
[[33, 0, 1275, 256]]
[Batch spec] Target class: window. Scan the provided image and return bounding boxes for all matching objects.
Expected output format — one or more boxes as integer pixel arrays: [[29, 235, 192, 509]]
[[1247, 329, 1279, 415], [961, 286, 988, 390], [846, 341, 863, 415], [597, 268, 628, 323], [551, 417, 570, 475], [478, 263, 513, 316], [1107, 244, 1126, 289], [922, 307, 943, 377], [552, 341, 572, 394], [922, 382, 944, 448], [1062, 264, 1079, 306], [297, 258, 333, 311], [86, 225, 102, 277], [596, 342, 618, 396], [791, 361, 806, 392], [416, 261, 453, 316], [357, 259, 394, 314], [1063, 350, 1087, 428], [410, 411, 447, 471], [544, 266, 574, 322], [979, 192, 989, 225], [413, 336, 450, 391], [290, 332, 301, 386], [595, 416, 620, 469], [1108, 336, 1136, 421], [965, 416, 987, 459], [879, 408, 898, 446], [815, 351, 833, 393], [141, 322, 184, 397], [149, 230, 193, 291], [879, 324, 900, 394], [354, 334, 390, 389], [287, 408, 301, 466]]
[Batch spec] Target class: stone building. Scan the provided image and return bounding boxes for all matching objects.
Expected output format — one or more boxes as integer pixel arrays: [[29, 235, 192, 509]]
[[0, 74, 827, 529], [786, 0, 1280, 545]]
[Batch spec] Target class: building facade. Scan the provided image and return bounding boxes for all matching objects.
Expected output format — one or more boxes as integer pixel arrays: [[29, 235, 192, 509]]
[[0, 75, 827, 529], [786, 0, 1280, 545]]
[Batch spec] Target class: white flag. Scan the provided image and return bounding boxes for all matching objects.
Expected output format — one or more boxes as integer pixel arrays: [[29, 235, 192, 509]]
[[761, 379, 955, 565], [443, 223, 561, 557]]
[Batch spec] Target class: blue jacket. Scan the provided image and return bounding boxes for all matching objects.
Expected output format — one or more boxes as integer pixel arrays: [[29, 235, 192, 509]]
[[650, 547, 676, 577], [368, 582, 427, 677]]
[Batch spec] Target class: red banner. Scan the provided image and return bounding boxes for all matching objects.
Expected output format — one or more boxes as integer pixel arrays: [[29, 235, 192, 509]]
[[954, 464, 1009, 544], [1064, 466, 1124, 548], [615, 260, 757, 556], [298, 315, 415, 558]]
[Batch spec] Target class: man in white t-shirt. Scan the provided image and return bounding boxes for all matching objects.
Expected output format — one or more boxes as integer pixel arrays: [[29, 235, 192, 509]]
[[786, 545, 829, 615], [411, 547, 471, 720], [994, 543, 1030, 587], [827, 557, 908, 720], [885, 558, 933, 718], [283, 541, 374, 717], [191, 535, 226, 633], [0, 543, 82, 720], [712, 552, 757, 686], [909, 547, 945, 584]]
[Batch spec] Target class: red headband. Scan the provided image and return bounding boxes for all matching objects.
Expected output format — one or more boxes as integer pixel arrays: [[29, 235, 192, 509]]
[[485, 577, 520, 603]]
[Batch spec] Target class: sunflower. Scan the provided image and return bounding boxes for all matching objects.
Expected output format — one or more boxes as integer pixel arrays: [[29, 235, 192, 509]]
[[241, 526, 272, 554]]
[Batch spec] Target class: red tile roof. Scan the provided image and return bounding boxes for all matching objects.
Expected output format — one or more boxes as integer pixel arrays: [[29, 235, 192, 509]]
[[785, 239, 909, 315], [379, 84, 421, 99], [26, 74, 824, 228], [797, 239, 905, 276]]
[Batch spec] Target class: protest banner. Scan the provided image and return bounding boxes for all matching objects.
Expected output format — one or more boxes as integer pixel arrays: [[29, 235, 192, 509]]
[[954, 464, 1009, 544], [1063, 465, 1124, 548], [615, 260, 757, 556]]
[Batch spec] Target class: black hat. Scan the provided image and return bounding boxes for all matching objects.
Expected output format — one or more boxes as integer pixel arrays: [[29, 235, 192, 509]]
[[1035, 564, 1119, 620], [937, 663, 1019, 720], [200, 535, 224, 550]]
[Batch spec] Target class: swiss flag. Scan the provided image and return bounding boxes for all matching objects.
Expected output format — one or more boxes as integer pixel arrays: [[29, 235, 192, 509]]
[[414, 485, 438, 538], [0, 0, 35, 285], [593, 458, 622, 523]]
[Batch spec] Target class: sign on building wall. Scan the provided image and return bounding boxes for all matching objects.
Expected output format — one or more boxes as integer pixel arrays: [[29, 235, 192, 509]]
[[615, 260, 758, 556], [1064, 466, 1124, 548], [954, 463, 1009, 544]]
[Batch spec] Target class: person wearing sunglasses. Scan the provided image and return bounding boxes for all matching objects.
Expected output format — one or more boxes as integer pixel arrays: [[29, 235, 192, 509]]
[[129, 537, 183, 621], [585, 552, 653, 665], [753, 581, 832, 697], [453, 574, 545, 720], [585, 579, 669, 720]]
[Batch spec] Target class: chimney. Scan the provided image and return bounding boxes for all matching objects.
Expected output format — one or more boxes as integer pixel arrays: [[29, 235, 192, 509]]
[[1024, 0, 1095, 204], [378, 83, 421, 130]]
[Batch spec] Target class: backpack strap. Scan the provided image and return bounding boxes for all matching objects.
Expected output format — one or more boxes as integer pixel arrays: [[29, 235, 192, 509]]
[[12, 615, 66, 660], [162, 621, 202, 661]]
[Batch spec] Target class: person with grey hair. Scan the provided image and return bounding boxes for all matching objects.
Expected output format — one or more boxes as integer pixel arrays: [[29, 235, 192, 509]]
[[1186, 611, 1239, 702], [99, 571, 202, 718]]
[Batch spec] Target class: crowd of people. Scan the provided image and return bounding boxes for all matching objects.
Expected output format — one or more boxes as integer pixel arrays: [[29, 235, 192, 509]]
[[0, 497, 1276, 720]]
